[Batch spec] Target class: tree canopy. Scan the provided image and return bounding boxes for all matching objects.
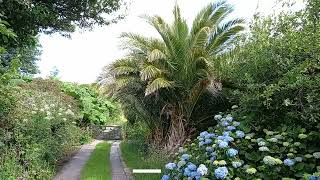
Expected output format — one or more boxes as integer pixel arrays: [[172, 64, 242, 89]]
[[0, 0, 124, 74], [0, 0, 124, 48]]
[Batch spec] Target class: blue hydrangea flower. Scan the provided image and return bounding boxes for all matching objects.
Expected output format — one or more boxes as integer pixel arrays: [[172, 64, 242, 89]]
[[236, 131, 245, 138], [224, 136, 234, 142], [219, 134, 234, 142], [221, 121, 229, 126], [199, 141, 204, 147], [187, 163, 197, 171], [214, 166, 228, 179], [223, 131, 230, 136], [206, 147, 213, 152], [190, 171, 201, 179], [197, 164, 208, 176], [161, 175, 170, 180], [205, 133, 215, 139], [165, 162, 177, 170], [181, 154, 190, 161], [218, 141, 228, 148], [226, 148, 238, 157], [309, 175, 317, 180], [217, 136, 225, 140], [200, 131, 209, 138], [204, 138, 212, 144], [232, 161, 242, 168], [184, 167, 191, 176], [227, 126, 236, 131], [226, 116, 233, 122], [210, 156, 216, 161], [284, 158, 295, 166]]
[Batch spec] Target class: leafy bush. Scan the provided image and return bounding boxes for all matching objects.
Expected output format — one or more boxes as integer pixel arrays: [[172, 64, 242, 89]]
[[61, 82, 121, 126], [221, 1, 320, 131], [161, 112, 320, 179], [122, 121, 151, 149], [0, 79, 86, 179]]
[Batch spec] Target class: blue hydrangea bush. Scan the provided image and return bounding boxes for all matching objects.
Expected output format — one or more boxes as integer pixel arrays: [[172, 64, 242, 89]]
[[161, 113, 320, 180]]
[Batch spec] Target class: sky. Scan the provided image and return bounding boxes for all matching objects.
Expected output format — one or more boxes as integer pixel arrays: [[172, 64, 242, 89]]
[[37, 0, 298, 84]]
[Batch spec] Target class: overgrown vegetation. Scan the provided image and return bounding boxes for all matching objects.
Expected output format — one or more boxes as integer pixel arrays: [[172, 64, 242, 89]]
[[99, 1, 244, 152], [98, 0, 320, 179], [0, 1, 124, 177], [0, 77, 120, 179], [159, 0, 320, 179], [221, 0, 320, 131], [1, 0, 319, 178], [162, 112, 320, 179], [61, 82, 121, 126]]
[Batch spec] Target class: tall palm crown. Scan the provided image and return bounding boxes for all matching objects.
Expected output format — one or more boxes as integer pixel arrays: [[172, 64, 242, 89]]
[[99, 1, 244, 144]]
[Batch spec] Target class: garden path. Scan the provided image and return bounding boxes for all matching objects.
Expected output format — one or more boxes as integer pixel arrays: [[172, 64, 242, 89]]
[[54, 126, 132, 180], [54, 139, 103, 180], [110, 141, 133, 180]]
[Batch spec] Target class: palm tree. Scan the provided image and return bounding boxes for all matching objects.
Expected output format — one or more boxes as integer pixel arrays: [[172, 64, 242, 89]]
[[99, 0, 244, 151]]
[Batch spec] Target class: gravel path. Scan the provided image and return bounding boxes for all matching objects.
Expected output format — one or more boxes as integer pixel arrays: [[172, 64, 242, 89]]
[[110, 141, 133, 180], [53, 139, 102, 180]]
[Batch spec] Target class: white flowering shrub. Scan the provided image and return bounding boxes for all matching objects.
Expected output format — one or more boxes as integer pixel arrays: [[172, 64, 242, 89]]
[[0, 79, 86, 179], [161, 113, 320, 180]]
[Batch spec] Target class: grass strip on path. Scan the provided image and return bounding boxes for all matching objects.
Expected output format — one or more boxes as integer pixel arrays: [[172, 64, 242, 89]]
[[120, 141, 167, 180], [80, 141, 111, 180]]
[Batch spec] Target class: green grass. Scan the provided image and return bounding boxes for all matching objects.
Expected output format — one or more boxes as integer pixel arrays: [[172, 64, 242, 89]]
[[80, 141, 111, 180], [120, 141, 168, 180]]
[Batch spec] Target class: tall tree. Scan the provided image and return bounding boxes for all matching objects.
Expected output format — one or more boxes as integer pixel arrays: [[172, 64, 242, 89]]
[[100, 1, 244, 151], [0, 0, 124, 74], [0, 0, 124, 47]]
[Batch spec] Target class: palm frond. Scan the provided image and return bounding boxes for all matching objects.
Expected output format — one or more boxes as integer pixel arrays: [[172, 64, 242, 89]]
[[191, 26, 211, 48], [145, 77, 173, 96], [115, 76, 141, 89], [143, 15, 176, 58], [190, 1, 232, 47], [148, 49, 166, 62], [207, 18, 245, 55], [140, 64, 162, 81]]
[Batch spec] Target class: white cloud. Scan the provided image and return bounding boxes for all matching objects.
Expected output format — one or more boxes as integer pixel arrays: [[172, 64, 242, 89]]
[[37, 0, 284, 84]]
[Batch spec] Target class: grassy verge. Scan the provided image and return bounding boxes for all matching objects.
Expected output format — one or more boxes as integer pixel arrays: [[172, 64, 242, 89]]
[[120, 141, 168, 180], [80, 141, 111, 180]]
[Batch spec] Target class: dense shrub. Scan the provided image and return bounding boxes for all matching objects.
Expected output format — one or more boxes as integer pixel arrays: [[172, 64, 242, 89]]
[[61, 82, 121, 126], [220, 2, 320, 131], [0, 79, 89, 179], [161, 112, 320, 180], [122, 121, 151, 148]]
